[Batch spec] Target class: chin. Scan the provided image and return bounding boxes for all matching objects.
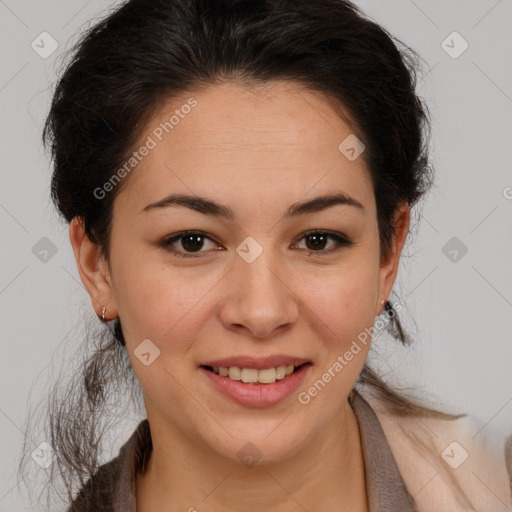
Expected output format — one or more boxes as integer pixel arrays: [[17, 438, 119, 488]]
[[208, 429, 308, 468]]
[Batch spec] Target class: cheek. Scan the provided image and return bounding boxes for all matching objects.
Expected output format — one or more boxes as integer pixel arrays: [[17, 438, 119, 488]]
[[113, 265, 215, 409], [302, 259, 379, 340], [112, 256, 223, 354]]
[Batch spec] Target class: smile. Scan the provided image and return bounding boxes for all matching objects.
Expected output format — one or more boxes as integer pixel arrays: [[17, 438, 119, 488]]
[[202, 364, 305, 384], [199, 362, 312, 408]]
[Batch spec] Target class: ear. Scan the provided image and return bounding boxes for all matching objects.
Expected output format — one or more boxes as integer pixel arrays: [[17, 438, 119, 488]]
[[375, 202, 410, 316], [69, 216, 118, 321]]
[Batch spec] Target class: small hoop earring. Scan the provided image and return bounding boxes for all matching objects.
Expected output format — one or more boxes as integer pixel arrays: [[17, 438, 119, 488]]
[[101, 306, 106, 322]]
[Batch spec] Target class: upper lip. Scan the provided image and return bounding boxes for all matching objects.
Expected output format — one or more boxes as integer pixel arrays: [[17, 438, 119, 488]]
[[200, 355, 311, 370]]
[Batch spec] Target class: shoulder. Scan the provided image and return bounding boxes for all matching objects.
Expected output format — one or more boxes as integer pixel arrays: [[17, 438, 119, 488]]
[[66, 420, 149, 512], [362, 391, 512, 512], [65, 457, 119, 512]]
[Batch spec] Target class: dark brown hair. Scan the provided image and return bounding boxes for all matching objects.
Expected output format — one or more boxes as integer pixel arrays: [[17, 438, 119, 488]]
[[19, 0, 471, 509]]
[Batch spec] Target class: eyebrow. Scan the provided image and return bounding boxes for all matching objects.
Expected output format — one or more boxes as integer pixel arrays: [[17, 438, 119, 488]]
[[140, 192, 365, 218]]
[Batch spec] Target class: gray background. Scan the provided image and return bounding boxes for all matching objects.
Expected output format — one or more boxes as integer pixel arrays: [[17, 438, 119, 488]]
[[1, 0, 511, 509]]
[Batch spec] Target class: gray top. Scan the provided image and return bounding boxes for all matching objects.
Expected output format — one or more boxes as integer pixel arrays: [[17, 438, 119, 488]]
[[65, 391, 436, 511]]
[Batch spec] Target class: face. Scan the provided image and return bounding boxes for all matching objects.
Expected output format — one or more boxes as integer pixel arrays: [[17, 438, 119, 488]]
[[71, 80, 408, 464]]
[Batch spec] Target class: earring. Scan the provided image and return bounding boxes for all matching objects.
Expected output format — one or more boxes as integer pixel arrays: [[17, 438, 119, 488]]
[[101, 306, 107, 322]]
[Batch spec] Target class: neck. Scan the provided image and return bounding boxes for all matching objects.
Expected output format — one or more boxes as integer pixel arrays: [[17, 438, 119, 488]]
[[136, 399, 368, 512]]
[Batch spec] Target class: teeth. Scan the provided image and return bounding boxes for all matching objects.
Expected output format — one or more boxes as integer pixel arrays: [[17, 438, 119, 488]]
[[211, 364, 299, 384], [228, 367, 242, 380]]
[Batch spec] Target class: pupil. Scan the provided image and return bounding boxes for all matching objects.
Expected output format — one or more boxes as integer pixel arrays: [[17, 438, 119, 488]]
[[306, 233, 327, 250], [182, 234, 203, 252]]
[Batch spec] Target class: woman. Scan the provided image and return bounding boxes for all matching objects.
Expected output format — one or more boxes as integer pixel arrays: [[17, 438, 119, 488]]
[[18, 0, 512, 510]]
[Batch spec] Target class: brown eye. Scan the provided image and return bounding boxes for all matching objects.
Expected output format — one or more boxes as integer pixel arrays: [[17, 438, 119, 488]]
[[159, 229, 354, 260], [178, 233, 205, 252], [294, 231, 354, 255], [160, 231, 221, 258]]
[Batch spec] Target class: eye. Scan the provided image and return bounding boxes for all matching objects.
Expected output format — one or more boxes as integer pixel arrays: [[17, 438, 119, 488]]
[[159, 230, 354, 259], [293, 230, 354, 255], [159, 231, 222, 259]]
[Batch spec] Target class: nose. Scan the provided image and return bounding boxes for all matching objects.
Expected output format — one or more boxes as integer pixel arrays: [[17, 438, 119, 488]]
[[218, 251, 300, 339]]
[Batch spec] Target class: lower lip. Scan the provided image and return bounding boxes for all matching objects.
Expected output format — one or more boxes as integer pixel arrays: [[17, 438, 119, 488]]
[[199, 364, 311, 408]]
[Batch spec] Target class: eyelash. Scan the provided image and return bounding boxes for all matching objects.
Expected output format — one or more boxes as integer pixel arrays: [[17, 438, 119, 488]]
[[159, 230, 354, 259]]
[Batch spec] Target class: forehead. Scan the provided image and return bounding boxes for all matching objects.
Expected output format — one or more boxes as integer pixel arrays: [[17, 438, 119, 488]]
[[115, 80, 374, 219]]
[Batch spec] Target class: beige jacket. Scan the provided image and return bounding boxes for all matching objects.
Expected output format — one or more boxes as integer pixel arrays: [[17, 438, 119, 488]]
[[67, 388, 512, 511], [363, 390, 512, 511]]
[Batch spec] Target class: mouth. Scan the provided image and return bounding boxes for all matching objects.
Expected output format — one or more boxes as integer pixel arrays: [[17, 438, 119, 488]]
[[199, 360, 313, 407], [200, 362, 312, 385]]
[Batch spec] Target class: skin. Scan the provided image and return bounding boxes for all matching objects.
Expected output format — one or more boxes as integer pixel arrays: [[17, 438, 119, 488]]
[[69, 80, 410, 512]]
